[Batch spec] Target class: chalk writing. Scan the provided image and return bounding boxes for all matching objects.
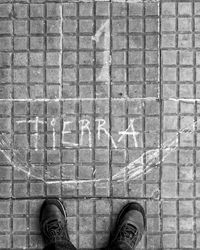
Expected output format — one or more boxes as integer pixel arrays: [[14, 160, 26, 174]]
[[96, 118, 117, 148], [17, 117, 44, 151], [15, 117, 139, 150], [79, 119, 92, 147], [62, 121, 78, 147], [51, 118, 56, 150], [118, 119, 139, 147], [0, 116, 197, 198], [92, 20, 111, 83]]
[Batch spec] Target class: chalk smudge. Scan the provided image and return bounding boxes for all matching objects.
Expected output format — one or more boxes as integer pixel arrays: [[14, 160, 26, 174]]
[[0, 134, 44, 181]]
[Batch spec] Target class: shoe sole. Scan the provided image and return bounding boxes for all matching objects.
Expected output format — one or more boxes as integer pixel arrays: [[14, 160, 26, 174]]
[[39, 198, 67, 223]]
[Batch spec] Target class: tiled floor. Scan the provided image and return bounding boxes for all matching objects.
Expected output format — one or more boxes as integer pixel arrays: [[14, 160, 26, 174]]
[[0, 0, 199, 249]]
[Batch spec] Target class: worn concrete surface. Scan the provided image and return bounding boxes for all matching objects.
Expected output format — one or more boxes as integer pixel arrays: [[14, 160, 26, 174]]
[[0, 0, 199, 249]]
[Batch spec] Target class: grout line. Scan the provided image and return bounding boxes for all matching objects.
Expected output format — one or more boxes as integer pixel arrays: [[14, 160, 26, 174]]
[[124, 0, 129, 199], [108, 0, 113, 215], [192, 0, 197, 248], [92, 2, 96, 248], [59, 1, 63, 200], [1, 97, 200, 102], [59, 2, 63, 100], [10, 1, 14, 248], [142, 2, 147, 248], [175, 1, 180, 248], [158, 0, 163, 248], [1, 0, 162, 3], [0, 196, 165, 201], [44, 1, 48, 200], [75, 2, 80, 248], [27, 1, 31, 247], [0, 97, 155, 104]]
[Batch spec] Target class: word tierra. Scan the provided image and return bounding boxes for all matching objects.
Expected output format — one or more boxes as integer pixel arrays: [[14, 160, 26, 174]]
[[17, 117, 139, 150]]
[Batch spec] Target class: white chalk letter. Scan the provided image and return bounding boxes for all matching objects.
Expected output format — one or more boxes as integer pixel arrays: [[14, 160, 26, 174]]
[[118, 119, 139, 147], [17, 117, 44, 151], [96, 118, 117, 149], [79, 119, 92, 147], [51, 118, 56, 150], [92, 20, 110, 83], [62, 121, 78, 147]]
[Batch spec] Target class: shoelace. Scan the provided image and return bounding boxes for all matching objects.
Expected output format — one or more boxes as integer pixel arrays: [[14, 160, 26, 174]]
[[44, 219, 67, 242], [117, 223, 139, 248]]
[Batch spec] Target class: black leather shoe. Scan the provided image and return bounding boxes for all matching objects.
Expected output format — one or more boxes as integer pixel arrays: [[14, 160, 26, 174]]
[[40, 199, 70, 246], [108, 202, 146, 250]]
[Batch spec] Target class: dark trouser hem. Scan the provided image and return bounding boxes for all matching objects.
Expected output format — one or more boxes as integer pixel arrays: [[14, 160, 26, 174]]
[[43, 240, 77, 250]]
